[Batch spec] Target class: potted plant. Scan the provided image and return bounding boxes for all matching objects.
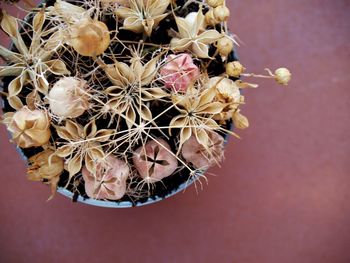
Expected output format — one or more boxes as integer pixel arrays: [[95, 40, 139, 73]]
[[0, 0, 291, 207]]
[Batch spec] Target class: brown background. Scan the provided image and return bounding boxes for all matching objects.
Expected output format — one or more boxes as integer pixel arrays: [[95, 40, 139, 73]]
[[1, 0, 349, 262]]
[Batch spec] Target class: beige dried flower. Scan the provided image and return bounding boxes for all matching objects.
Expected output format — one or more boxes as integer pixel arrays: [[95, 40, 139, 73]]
[[171, 9, 222, 58], [274, 67, 292, 85], [68, 18, 110, 57], [115, 0, 170, 36], [27, 149, 64, 198], [206, 0, 225, 8], [205, 9, 220, 26], [226, 61, 245, 77], [216, 35, 234, 57], [182, 131, 224, 169], [213, 5, 230, 22], [48, 77, 89, 119], [133, 138, 178, 183], [55, 120, 113, 179], [170, 86, 225, 149], [0, 11, 70, 109], [4, 107, 51, 148], [82, 155, 129, 200]]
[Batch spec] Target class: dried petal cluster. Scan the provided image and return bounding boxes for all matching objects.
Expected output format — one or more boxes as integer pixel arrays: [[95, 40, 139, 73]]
[[0, 0, 291, 203]]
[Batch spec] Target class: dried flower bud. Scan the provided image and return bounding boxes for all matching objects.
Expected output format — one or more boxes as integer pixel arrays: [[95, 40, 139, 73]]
[[82, 156, 129, 200], [217, 36, 234, 57], [206, 0, 225, 8], [6, 107, 51, 148], [205, 9, 219, 26], [275, 67, 292, 85], [133, 139, 178, 183], [69, 18, 110, 57], [214, 5, 230, 22], [209, 77, 241, 103], [182, 131, 224, 169], [226, 61, 245, 77], [48, 77, 89, 118], [27, 149, 64, 181], [232, 110, 249, 129]]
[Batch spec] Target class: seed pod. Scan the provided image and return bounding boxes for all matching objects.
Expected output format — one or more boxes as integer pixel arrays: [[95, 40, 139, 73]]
[[214, 5, 230, 22], [27, 149, 64, 181], [217, 36, 234, 57], [275, 67, 292, 85], [69, 18, 110, 57], [232, 110, 249, 129], [205, 9, 220, 26], [48, 77, 89, 118], [226, 61, 245, 77], [7, 107, 51, 148], [206, 0, 225, 8]]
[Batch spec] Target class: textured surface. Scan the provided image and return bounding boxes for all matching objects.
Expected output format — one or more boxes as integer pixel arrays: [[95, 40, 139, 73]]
[[1, 1, 350, 262]]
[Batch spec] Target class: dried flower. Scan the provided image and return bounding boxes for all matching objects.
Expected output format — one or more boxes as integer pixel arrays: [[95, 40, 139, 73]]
[[171, 9, 222, 58], [206, 0, 225, 8], [170, 86, 225, 149], [209, 77, 241, 103], [68, 18, 110, 57], [226, 61, 245, 77], [213, 5, 230, 22], [48, 77, 89, 119], [82, 156, 129, 200], [274, 67, 292, 85], [133, 138, 178, 183], [205, 9, 219, 26], [4, 107, 51, 148], [217, 35, 234, 57], [182, 131, 224, 169], [0, 11, 70, 109], [232, 109, 249, 129], [27, 149, 64, 198], [115, 0, 170, 36], [55, 120, 113, 178], [160, 53, 200, 92]]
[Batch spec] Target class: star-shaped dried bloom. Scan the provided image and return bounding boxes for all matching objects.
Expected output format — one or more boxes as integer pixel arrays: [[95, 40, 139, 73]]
[[170, 9, 222, 58], [170, 86, 225, 150], [115, 0, 170, 36], [55, 120, 113, 180], [0, 11, 70, 109]]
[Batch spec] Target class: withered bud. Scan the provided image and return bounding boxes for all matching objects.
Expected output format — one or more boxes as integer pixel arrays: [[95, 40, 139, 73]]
[[48, 77, 89, 118], [214, 5, 230, 22], [205, 9, 220, 26], [275, 67, 292, 85], [7, 107, 51, 148], [69, 18, 110, 57], [217, 36, 234, 57], [27, 149, 64, 181], [206, 0, 225, 8], [232, 110, 249, 129], [226, 61, 245, 77]]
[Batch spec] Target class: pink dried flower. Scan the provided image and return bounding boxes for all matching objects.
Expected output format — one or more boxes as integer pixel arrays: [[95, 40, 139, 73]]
[[82, 156, 129, 200], [160, 53, 200, 92], [182, 131, 225, 169], [133, 138, 178, 183]]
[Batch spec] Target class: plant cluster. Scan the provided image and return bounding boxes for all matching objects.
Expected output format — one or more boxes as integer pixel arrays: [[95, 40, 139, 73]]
[[0, 0, 291, 203]]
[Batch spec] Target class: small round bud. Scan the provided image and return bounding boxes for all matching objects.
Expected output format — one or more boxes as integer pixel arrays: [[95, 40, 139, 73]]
[[48, 77, 89, 118], [69, 18, 110, 57], [214, 5, 230, 22], [205, 9, 220, 26], [217, 36, 234, 57], [206, 0, 225, 8], [226, 61, 245, 77], [275, 67, 291, 85], [232, 110, 249, 130]]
